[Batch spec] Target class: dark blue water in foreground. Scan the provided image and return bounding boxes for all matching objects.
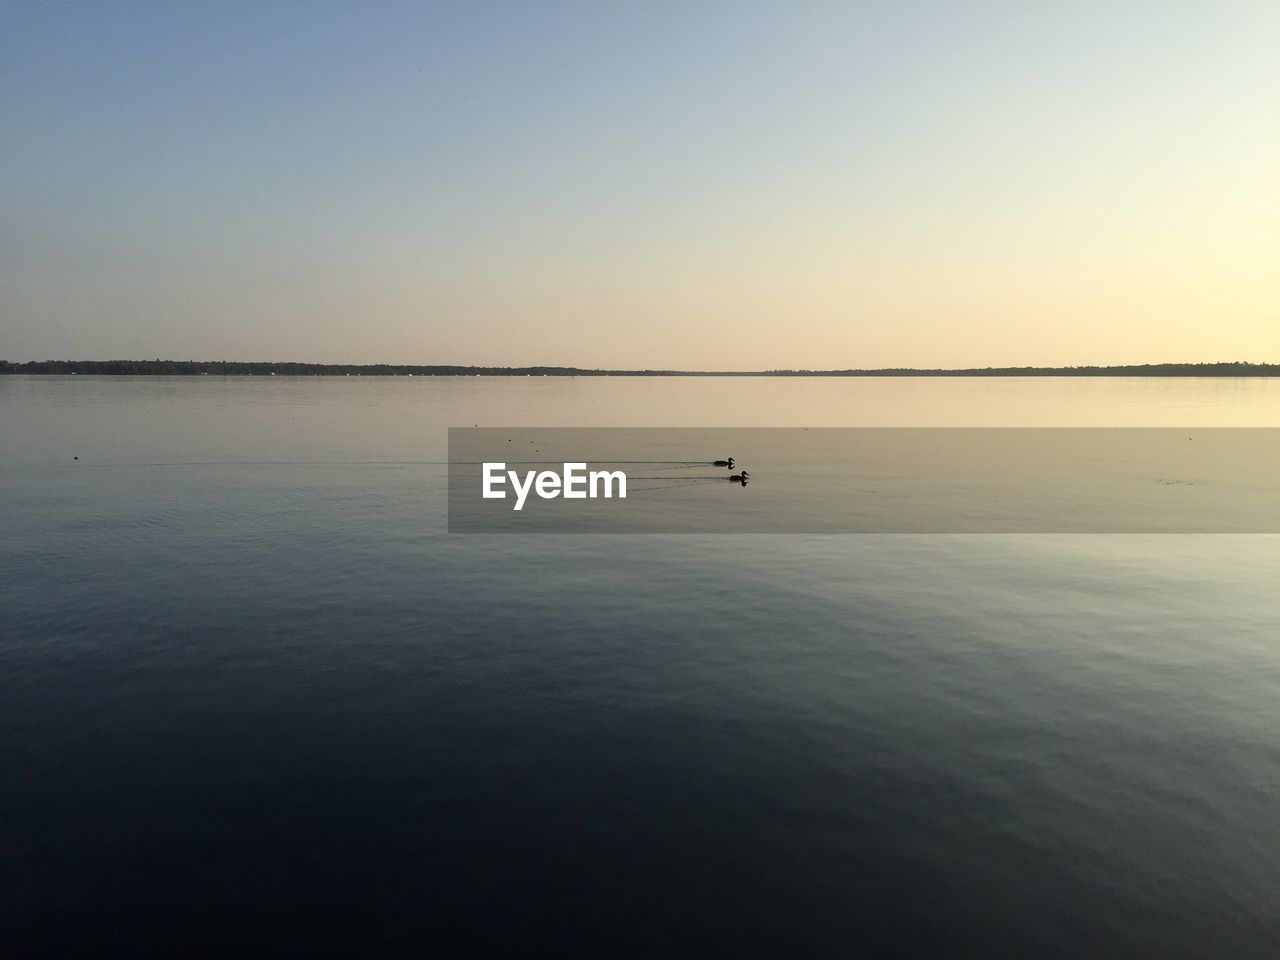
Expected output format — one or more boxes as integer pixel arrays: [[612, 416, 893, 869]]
[[3, 377, 1279, 957]]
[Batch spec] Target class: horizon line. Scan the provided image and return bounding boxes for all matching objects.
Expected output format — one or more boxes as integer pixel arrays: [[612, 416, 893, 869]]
[[4, 360, 1280, 378]]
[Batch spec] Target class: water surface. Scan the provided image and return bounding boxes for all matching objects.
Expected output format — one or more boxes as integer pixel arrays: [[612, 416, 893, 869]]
[[3, 376, 1279, 957]]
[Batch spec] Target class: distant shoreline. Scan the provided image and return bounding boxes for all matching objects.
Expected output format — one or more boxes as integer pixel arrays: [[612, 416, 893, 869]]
[[2, 360, 1278, 378]]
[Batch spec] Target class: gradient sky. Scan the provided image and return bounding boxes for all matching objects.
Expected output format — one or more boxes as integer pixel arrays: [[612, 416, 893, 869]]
[[2, 1, 1277, 368]]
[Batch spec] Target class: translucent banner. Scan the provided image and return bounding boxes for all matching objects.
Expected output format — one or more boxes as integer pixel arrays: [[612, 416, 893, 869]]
[[448, 428, 1280, 533]]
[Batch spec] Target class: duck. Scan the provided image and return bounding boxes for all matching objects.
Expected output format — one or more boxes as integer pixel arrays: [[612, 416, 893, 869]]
[[713, 457, 735, 468], [729, 471, 749, 485]]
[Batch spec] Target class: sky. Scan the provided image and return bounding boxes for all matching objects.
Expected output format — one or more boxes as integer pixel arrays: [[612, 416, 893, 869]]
[[2, 1, 1277, 368]]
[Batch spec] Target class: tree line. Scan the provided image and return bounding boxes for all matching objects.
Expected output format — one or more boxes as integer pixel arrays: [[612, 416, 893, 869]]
[[1, 360, 1277, 377]]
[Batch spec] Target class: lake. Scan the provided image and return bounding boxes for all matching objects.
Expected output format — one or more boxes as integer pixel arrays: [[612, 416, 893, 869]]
[[3, 375, 1279, 957]]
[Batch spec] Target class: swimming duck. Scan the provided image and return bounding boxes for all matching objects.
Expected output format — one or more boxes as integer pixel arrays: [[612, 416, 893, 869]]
[[713, 457, 735, 468]]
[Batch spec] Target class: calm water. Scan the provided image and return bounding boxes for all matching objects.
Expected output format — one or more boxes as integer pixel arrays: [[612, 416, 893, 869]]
[[3, 376, 1279, 957]]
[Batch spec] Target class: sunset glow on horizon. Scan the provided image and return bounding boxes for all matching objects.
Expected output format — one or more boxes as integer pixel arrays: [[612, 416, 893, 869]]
[[2, 2, 1277, 368]]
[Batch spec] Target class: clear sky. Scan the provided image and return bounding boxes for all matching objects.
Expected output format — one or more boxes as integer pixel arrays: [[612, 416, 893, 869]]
[[2, 1, 1277, 368]]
